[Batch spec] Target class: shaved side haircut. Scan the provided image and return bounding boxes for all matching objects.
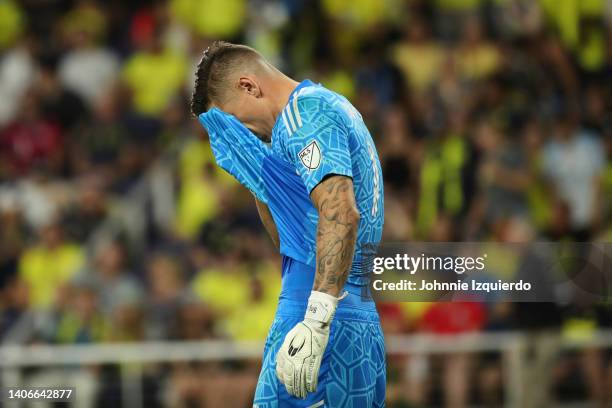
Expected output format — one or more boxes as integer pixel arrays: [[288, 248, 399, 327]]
[[190, 41, 266, 116]]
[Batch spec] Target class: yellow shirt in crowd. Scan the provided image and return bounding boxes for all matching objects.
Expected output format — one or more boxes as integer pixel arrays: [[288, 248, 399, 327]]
[[122, 49, 187, 116], [0, 0, 23, 49], [19, 244, 85, 309], [170, 0, 246, 39], [192, 260, 280, 341]]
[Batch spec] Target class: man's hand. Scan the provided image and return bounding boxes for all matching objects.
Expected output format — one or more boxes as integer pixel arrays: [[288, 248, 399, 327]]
[[275, 291, 343, 398]]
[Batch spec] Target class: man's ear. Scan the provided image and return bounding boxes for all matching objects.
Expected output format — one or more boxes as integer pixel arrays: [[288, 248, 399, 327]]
[[238, 77, 261, 98]]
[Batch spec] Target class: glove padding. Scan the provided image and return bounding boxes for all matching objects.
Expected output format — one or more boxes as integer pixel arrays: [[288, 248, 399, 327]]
[[275, 291, 345, 399]]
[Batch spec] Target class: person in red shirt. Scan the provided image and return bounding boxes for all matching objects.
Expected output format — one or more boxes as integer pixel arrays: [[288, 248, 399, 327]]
[[0, 90, 62, 177]]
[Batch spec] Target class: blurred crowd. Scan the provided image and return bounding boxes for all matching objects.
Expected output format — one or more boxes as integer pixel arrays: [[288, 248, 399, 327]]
[[1, 0, 612, 406]]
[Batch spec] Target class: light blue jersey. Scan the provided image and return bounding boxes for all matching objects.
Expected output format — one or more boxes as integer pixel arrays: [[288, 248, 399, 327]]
[[200, 80, 384, 285], [199, 80, 386, 407], [268, 80, 384, 285]]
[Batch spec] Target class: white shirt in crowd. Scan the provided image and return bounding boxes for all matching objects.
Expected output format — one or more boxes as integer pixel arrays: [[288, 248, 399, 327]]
[[59, 47, 119, 105], [0, 47, 36, 126], [542, 130, 605, 229]]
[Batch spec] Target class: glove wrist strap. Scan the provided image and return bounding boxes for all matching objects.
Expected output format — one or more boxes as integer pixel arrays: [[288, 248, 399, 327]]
[[305, 290, 347, 325]]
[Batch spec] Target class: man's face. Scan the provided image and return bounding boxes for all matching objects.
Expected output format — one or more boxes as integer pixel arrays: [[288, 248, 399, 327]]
[[213, 76, 274, 142]]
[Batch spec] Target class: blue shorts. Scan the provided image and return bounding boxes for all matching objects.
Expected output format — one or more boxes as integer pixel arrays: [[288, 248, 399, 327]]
[[253, 257, 386, 408]]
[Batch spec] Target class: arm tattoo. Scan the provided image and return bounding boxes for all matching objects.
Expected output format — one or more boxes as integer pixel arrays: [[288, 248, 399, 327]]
[[311, 175, 360, 296], [255, 199, 280, 249]]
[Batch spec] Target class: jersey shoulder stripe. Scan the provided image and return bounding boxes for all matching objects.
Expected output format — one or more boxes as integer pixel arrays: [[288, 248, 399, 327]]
[[281, 109, 294, 135], [281, 87, 315, 136], [291, 95, 302, 127]]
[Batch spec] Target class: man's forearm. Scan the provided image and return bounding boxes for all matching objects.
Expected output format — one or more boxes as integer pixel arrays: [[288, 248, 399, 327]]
[[255, 199, 280, 249], [311, 176, 360, 296]]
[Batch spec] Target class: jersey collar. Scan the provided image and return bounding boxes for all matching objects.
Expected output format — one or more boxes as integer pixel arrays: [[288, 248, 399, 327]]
[[272, 79, 317, 140], [288, 79, 316, 100]]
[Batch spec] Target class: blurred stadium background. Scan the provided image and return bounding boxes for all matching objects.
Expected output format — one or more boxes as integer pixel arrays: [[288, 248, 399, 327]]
[[0, 0, 612, 407]]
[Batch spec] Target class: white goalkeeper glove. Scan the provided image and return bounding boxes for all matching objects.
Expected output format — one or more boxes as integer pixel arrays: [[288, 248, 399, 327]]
[[275, 290, 346, 399]]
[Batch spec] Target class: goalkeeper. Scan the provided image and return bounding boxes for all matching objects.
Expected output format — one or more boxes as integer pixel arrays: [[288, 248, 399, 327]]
[[192, 42, 385, 408]]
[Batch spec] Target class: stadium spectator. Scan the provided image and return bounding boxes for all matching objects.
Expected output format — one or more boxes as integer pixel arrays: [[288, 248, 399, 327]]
[[122, 26, 187, 117], [470, 119, 531, 231], [0, 90, 63, 177], [145, 253, 187, 340], [392, 18, 444, 95], [542, 111, 605, 240], [104, 281, 146, 342], [0, 36, 36, 127], [170, 0, 247, 39], [73, 239, 142, 316], [454, 18, 501, 82], [54, 278, 105, 344], [19, 222, 84, 310], [59, 21, 119, 107], [37, 53, 89, 134], [60, 178, 109, 242], [0, 192, 27, 290]]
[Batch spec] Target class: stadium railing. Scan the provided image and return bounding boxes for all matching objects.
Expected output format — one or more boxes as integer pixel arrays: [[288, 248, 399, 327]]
[[2, 331, 611, 408]]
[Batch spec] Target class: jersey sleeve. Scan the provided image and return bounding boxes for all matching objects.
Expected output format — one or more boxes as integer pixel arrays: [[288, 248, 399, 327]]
[[283, 95, 353, 193], [199, 108, 269, 203]]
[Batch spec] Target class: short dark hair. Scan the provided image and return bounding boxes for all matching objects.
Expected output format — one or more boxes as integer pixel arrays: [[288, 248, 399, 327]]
[[190, 41, 261, 117]]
